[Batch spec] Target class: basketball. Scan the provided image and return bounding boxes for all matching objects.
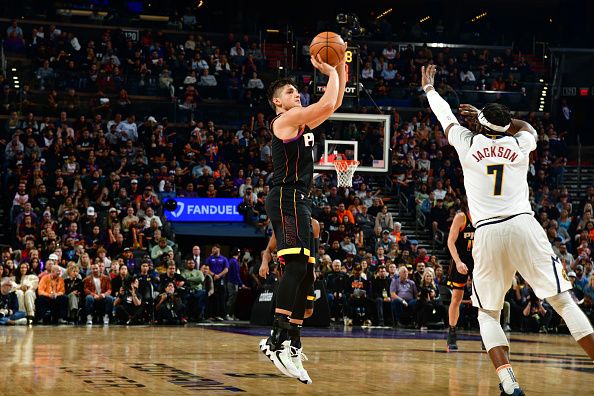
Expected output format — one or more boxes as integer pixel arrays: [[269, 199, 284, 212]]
[[309, 31, 346, 67]]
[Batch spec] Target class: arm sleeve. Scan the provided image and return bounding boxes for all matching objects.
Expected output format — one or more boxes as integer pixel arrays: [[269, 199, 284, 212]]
[[426, 90, 458, 131]]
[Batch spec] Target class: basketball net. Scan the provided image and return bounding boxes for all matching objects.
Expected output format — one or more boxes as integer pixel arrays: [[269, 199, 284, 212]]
[[334, 160, 359, 187]]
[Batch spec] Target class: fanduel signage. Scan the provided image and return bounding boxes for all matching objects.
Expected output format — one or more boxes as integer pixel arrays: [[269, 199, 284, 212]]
[[164, 198, 243, 222]]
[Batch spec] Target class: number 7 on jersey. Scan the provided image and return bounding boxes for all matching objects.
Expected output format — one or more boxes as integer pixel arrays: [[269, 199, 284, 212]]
[[487, 164, 504, 196]]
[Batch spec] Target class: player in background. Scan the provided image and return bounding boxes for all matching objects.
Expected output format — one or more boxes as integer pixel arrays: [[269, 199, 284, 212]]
[[259, 51, 346, 382], [446, 206, 475, 351], [421, 64, 594, 396]]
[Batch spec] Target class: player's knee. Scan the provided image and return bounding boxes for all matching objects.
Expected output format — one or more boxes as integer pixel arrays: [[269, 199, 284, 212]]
[[547, 291, 594, 341], [304, 309, 313, 319], [450, 290, 463, 305], [478, 309, 508, 351]]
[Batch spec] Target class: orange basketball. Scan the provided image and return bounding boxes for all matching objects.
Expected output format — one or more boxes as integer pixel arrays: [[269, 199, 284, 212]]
[[309, 31, 346, 67]]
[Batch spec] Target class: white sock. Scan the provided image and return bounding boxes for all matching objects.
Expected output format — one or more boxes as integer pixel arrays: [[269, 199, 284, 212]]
[[496, 364, 520, 394]]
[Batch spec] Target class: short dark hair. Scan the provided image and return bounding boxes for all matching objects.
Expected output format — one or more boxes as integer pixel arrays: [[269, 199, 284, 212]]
[[480, 103, 512, 133], [267, 78, 296, 110]]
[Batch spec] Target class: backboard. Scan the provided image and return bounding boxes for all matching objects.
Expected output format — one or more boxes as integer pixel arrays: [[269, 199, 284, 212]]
[[313, 112, 391, 173]]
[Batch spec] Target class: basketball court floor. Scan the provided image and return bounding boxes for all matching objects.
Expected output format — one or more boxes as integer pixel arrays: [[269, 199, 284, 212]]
[[0, 324, 591, 395]]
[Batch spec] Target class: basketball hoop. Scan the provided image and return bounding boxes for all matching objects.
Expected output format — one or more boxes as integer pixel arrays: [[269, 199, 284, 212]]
[[333, 160, 360, 187]]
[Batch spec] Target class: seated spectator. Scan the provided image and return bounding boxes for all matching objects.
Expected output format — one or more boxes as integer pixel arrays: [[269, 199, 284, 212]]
[[151, 237, 174, 261], [114, 277, 144, 325], [345, 264, 371, 326], [0, 278, 26, 325], [325, 259, 348, 321], [390, 265, 418, 326], [64, 262, 84, 323], [415, 269, 447, 330], [83, 263, 114, 325], [36, 264, 68, 324], [198, 69, 217, 86], [371, 265, 392, 326], [155, 281, 185, 325], [13, 262, 38, 324]]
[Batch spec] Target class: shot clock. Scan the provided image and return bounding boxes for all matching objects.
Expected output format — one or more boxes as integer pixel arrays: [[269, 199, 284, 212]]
[[313, 46, 360, 98]]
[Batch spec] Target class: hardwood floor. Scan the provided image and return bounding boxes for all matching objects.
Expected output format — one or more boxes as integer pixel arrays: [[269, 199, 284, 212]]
[[0, 324, 591, 395]]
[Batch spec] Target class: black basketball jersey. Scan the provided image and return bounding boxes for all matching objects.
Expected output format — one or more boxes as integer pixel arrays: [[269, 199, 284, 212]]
[[455, 212, 475, 263], [270, 114, 315, 190]]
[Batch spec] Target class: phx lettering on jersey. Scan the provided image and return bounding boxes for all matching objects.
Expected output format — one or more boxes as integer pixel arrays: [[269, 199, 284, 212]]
[[472, 146, 518, 163]]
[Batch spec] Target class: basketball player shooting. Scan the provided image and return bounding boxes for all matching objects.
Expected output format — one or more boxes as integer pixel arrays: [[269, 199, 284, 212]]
[[421, 64, 594, 395], [259, 50, 347, 383]]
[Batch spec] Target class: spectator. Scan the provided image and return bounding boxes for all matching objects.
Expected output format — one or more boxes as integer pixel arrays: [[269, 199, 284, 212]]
[[36, 264, 68, 324], [371, 265, 392, 326], [114, 277, 144, 325], [156, 281, 184, 324], [13, 262, 38, 324], [0, 278, 26, 325], [64, 262, 84, 323], [390, 266, 418, 326], [182, 257, 206, 321], [325, 259, 348, 321], [83, 263, 114, 325], [205, 244, 229, 321], [226, 248, 245, 321]]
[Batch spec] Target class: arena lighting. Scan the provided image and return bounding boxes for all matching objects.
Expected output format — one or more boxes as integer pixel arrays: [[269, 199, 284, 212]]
[[11, 68, 16, 72], [266, 29, 280, 33], [376, 8, 393, 20], [14, 85, 19, 88], [197, 0, 204, 8], [579, 88, 589, 96], [541, 92, 547, 97], [419, 16, 431, 23], [471, 12, 487, 22], [539, 79, 544, 83], [12, 76, 17, 79], [543, 86, 548, 90]]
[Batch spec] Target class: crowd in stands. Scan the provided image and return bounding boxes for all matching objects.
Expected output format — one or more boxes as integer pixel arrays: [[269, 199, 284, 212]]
[[357, 42, 532, 103], [0, 19, 591, 334]]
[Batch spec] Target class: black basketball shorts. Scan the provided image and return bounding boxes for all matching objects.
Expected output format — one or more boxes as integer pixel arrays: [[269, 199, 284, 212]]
[[447, 257, 475, 290], [265, 186, 313, 258]]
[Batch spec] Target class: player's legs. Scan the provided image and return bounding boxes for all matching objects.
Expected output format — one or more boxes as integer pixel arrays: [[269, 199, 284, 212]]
[[447, 261, 470, 351], [472, 223, 522, 395], [511, 216, 594, 360], [449, 289, 464, 327]]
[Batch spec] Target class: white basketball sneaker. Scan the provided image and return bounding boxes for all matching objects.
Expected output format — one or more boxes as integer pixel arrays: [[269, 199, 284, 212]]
[[290, 346, 312, 384], [259, 339, 300, 378]]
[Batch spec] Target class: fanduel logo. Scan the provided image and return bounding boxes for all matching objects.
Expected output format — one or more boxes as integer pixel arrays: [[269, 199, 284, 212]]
[[171, 202, 185, 218], [165, 198, 244, 222]]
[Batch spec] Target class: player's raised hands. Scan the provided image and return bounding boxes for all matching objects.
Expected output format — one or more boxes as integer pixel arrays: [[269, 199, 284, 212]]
[[421, 64, 437, 90], [311, 54, 338, 76], [459, 104, 480, 118]]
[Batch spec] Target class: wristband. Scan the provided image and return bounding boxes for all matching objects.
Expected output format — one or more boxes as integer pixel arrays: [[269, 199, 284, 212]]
[[423, 84, 434, 93]]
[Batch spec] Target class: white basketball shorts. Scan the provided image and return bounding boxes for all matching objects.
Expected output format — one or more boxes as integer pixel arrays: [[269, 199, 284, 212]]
[[471, 213, 571, 311]]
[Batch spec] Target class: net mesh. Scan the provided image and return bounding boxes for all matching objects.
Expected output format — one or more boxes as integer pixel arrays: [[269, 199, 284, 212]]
[[333, 160, 360, 187]]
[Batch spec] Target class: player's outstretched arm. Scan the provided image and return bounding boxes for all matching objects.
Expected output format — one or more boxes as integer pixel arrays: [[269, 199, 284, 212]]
[[307, 54, 348, 130], [447, 212, 468, 275], [421, 65, 459, 137], [274, 55, 339, 139]]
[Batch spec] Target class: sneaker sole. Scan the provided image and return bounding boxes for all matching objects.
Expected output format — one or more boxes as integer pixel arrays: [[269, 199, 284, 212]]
[[447, 344, 458, 352], [259, 339, 297, 378]]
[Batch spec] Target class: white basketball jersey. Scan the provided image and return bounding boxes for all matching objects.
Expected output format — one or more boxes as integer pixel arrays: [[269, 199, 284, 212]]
[[448, 125, 537, 226]]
